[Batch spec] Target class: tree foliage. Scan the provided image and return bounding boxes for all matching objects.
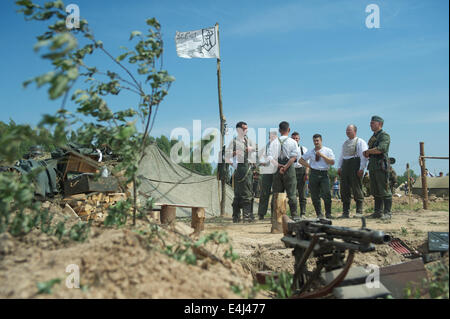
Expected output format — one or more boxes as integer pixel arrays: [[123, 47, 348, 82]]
[[0, 0, 175, 237], [397, 169, 418, 186], [151, 135, 214, 176]]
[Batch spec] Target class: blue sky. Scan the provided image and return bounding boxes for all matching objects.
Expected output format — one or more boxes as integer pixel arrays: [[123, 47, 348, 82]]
[[0, 0, 448, 176]]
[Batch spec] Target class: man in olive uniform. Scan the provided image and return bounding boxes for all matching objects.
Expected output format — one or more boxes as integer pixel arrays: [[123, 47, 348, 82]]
[[389, 167, 398, 195], [252, 168, 260, 198], [257, 131, 278, 220], [225, 121, 256, 223], [363, 172, 371, 197], [363, 116, 392, 220], [267, 122, 298, 218], [337, 125, 368, 219]]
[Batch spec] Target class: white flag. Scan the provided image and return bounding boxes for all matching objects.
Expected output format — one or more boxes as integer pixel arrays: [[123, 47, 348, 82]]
[[175, 25, 220, 59]]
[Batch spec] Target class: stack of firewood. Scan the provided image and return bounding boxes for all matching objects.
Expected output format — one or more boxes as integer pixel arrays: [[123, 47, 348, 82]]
[[62, 192, 127, 221]]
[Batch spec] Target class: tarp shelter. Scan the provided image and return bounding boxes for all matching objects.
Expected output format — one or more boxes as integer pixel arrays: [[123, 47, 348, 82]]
[[136, 144, 238, 217], [412, 176, 449, 197], [13, 159, 59, 198]]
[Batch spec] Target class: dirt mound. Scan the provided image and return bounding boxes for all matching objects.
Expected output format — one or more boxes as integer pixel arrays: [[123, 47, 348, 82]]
[[0, 221, 257, 299], [240, 244, 294, 277], [0, 196, 448, 299]]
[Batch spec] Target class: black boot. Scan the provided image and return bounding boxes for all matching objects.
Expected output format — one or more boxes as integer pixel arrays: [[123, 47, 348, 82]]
[[232, 204, 241, 223], [290, 203, 298, 219], [300, 203, 306, 218], [243, 202, 255, 223], [367, 198, 383, 219], [338, 202, 350, 219], [313, 202, 323, 219], [354, 201, 363, 218], [381, 198, 392, 220], [325, 201, 333, 219]]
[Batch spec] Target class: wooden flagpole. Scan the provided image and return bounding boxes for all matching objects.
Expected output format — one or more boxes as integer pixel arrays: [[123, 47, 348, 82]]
[[216, 22, 226, 217]]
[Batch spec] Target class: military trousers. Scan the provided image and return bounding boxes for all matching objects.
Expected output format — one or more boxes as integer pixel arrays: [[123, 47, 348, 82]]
[[341, 158, 364, 212], [272, 165, 298, 217], [258, 173, 273, 218], [295, 167, 307, 215], [232, 163, 254, 221], [309, 169, 332, 216], [369, 169, 392, 200]]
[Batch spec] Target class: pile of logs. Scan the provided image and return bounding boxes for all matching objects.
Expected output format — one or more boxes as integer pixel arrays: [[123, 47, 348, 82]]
[[62, 192, 127, 221]]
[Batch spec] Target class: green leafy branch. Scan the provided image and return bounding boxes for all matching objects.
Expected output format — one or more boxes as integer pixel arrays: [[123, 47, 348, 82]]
[[15, 0, 175, 227]]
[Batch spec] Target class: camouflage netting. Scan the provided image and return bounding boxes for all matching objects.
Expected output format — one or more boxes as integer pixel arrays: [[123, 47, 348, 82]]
[[136, 144, 243, 217]]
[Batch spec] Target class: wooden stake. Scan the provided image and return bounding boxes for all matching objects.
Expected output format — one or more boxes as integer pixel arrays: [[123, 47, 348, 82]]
[[419, 142, 429, 209], [191, 207, 206, 234], [160, 205, 176, 225], [271, 192, 287, 234], [216, 22, 226, 217], [406, 163, 412, 210]]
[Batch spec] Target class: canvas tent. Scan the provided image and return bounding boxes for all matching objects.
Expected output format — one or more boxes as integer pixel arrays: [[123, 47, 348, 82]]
[[412, 176, 449, 197], [136, 143, 238, 217]]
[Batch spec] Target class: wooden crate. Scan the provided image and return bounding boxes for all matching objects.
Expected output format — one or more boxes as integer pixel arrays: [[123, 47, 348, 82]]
[[63, 153, 99, 178], [64, 174, 119, 196]]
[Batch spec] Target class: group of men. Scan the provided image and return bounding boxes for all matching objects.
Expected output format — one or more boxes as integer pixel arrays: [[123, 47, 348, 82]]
[[225, 115, 393, 223]]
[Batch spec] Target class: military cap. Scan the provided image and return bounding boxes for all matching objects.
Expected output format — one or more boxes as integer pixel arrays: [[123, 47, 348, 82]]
[[371, 115, 384, 123]]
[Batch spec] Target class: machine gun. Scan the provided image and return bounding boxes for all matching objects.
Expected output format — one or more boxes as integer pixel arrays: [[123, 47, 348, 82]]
[[281, 215, 391, 298]]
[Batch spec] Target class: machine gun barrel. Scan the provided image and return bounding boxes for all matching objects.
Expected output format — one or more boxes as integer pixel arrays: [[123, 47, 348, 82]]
[[307, 221, 391, 245]]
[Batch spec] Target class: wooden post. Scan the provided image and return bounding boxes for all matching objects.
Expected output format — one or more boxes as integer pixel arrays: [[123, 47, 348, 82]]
[[191, 207, 205, 234], [150, 211, 161, 224], [160, 205, 176, 225], [216, 22, 226, 217], [419, 142, 429, 209], [406, 163, 412, 210], [271, 192, 287, 234]]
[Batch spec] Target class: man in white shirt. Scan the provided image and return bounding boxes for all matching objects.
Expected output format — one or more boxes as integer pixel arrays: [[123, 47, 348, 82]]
[[291, 132, 309, 218], [225, 121, 256, 223], [267, 122, 298, 218], [257, 131, 278, 220], [298, 134, 335, 219], [337, 125, 368, 219]]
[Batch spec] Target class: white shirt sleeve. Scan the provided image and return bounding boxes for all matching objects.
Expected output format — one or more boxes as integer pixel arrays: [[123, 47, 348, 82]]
[[302, 147, 309, 164], [288, 140, 298, 158], [267, 139, 279, 162], [338, 144, 344, 169], [302, 149, 314, 162], [225, 139, 234, 163], [247, 138, 257, 163], [358, 138, 369, 170], [327, 147, 335, 160]]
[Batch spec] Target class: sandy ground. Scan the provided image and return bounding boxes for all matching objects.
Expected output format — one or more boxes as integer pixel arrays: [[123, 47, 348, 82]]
[[208, 207, 449, 276], [0, 197, 448, 299]]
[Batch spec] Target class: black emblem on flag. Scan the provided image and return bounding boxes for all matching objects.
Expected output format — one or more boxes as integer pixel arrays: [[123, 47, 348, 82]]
[[201, 28, 216, 52]]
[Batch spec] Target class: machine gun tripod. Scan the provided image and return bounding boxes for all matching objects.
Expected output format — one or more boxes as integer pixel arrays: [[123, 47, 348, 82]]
[[281, 215, 391, 298]]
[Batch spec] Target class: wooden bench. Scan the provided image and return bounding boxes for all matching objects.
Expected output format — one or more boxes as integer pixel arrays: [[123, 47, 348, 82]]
[[154, 203, 206, 234]]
